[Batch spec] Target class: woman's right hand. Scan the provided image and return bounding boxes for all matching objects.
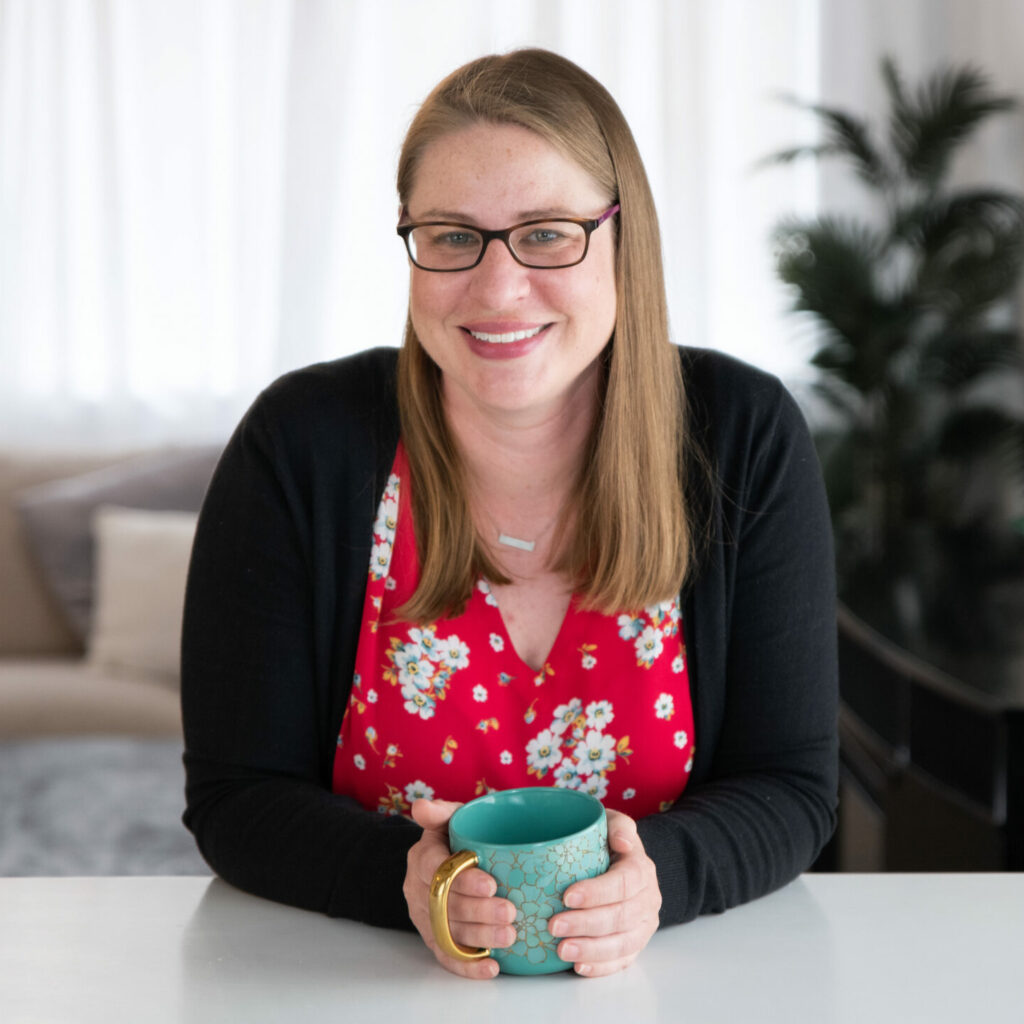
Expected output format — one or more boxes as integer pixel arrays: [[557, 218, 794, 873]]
[[404, 798, 517, 979]]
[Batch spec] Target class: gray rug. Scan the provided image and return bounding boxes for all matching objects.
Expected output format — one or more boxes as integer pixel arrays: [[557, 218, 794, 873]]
[[0, 737, 209, 875]]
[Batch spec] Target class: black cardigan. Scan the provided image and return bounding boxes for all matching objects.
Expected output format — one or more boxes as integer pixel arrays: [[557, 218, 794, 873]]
[[181, 345, 838, 929]]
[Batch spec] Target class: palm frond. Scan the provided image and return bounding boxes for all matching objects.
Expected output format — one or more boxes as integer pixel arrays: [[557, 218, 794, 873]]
[[916, 227, 1024, 321], [917, 329, 1024, 388], [809, 373, 867, 424], [880, 56, 907, 110], [890, 65, 1017, 187], [774, 94, 889, 186], [902, 190, 1024, 318], [774, 216, 886, 336], [890, 189, 1024, 250], [754, 143, 855, 170]]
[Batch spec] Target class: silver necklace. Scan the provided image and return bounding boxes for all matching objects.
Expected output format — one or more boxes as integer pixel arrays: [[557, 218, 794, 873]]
[[497, 531, 536, 553], [476, 502, 559, 555]]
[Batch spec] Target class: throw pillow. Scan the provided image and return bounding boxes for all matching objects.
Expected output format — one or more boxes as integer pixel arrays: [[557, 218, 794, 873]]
[[15, 446, 220, 639], [88, 506, 199, 685]]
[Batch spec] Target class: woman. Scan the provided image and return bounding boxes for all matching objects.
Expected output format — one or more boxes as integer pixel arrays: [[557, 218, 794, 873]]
[[181, 48, 837, 980]]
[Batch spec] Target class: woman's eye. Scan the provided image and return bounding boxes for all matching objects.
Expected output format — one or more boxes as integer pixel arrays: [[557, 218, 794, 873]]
[[525, 229, 563, 244], [435, 231, 477, 248]]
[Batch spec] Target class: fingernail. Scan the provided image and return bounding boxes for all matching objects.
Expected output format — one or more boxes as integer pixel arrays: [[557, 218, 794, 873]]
[[564, 891, 583, 908], [613, 831, 634, 850], [575, 962, 592, 976], [549, 919, 566, 937], [560, 942, 580, 961]]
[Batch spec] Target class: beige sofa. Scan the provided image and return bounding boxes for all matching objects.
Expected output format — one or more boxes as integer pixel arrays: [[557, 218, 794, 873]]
[[0, 446, 220, 738]]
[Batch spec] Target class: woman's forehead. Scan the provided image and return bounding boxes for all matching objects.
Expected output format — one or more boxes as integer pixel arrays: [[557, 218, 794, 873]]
[[408, 122, 609, 222]]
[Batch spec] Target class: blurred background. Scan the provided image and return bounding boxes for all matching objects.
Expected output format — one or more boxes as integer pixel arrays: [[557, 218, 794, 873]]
[[1, 0, 1022, 876]]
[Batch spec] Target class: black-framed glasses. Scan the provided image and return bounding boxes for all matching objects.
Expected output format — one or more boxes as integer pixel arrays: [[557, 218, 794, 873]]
[[396, 203, 620, 272]]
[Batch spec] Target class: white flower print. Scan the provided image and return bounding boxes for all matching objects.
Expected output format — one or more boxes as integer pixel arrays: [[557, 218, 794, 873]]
[[477, 578, 500, 607], [367, 689, 378, 704], [553, 758, 582, 789], [645, 597, 677, 620], [551, 699, 583, 736], [499, 750, 513, 766], [369, 540, 393, 579], [436, 635, 470, 672], [579, 775, 609, 800], [473, 684, 488, 703], [622, 787, 636, 800], [585, 700, 614, 730], [674, 730, 689, 750], [526, 730, 563, 774], [401, 682, 436, 720], [488, 632, 505, 652], [617, 614, 644, 640], [685, 751, 694, 772], [672, 654, 685, 674], [581, 653, 597, 670], [394, 647, 432, 690], [353, 754, 366, 771], [635, 625, 664, 667], [373, 493, 398, 541], [654, 693, 675, 720], [404, 780, 435, 803], [409, 627, 440, 661], [574, 730, 617, 776]]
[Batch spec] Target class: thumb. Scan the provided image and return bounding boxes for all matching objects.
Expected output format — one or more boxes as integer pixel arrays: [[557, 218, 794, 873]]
[[411, 797, 462, 832]]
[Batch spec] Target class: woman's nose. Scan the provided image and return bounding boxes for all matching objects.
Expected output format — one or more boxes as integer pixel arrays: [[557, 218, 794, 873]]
[[467, 238, 531, 305]]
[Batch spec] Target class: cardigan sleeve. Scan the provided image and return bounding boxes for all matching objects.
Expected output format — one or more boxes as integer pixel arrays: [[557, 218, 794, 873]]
[[636, 362, 839, 925], [181, 359, 420, 929]]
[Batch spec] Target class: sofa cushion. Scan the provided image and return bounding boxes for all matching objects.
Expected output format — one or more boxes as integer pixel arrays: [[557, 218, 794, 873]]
[[15, 447, 220, 641], [0, 450, 144, 657], [0, 660, 182, 737], [89, 506, 199, 684]]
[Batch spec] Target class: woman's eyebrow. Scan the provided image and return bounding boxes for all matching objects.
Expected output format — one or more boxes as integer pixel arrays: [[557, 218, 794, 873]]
[[413, 207, 573, 223], [515, 207, 571, 220], [415, 208, 473, 222]]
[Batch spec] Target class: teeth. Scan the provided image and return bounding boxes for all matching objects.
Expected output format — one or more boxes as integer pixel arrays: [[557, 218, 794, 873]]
[[468, 326, 544, 344]]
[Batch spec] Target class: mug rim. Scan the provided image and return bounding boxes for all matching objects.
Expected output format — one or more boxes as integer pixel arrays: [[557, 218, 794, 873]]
[[449, 786, 605, 850]]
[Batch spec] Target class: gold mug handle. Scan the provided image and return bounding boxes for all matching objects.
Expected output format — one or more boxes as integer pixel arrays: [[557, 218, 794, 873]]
[[428, 849, 492, 962]]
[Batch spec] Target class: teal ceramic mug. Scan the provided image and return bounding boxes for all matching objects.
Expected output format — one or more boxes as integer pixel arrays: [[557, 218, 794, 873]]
[[428, 786, 609, 975]]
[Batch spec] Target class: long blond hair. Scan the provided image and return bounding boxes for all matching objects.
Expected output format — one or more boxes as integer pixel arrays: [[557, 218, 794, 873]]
[[396, 48, 700, 622]]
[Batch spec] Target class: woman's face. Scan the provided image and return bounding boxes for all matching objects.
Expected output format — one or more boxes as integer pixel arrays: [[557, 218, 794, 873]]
[[405, 121, 617, 422]]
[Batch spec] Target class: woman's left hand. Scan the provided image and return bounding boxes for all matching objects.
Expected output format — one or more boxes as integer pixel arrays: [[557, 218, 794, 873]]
[[547, 808, 662, 977]]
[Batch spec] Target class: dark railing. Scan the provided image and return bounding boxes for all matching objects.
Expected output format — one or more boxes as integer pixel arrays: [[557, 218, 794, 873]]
[[827, 603, 1023, 872]]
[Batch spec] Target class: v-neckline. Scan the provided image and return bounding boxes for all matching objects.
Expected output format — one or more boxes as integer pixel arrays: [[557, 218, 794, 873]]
[[480, 579, 575, 676]]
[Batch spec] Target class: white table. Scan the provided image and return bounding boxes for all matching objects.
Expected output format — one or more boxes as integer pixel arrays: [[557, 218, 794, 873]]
[[1, 873, 1021, 1023]]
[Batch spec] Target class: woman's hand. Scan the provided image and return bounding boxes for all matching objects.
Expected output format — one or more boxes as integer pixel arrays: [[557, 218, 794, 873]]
[[404, 798, 517, 979], [547, 808, 662, 977]]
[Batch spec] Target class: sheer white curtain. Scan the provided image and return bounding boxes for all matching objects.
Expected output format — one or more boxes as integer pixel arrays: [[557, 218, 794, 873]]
[[0, 0, 824, 447]]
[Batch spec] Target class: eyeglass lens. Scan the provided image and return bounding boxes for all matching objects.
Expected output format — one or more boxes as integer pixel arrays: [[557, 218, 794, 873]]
[[407, 221, 587, 270]]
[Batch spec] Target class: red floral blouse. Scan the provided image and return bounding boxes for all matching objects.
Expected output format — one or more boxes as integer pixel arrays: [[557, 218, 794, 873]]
[[333, 442, 695, 818]]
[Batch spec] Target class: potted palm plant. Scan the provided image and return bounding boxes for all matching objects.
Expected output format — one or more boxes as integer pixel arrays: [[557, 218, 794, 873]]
[[766, 57, 1024, 646]]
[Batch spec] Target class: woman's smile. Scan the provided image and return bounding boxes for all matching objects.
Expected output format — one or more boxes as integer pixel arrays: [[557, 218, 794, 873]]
[[460, 321, 553, 360]]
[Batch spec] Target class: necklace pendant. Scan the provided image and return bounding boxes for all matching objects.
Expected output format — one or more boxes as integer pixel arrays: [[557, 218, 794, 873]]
[[498, 532, 536, 553]]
